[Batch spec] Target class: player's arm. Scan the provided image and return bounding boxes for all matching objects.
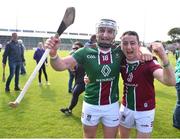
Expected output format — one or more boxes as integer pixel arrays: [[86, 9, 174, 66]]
[[50, 55, 77, 71], [153, 67, 175, 86], [45, 36, 77, 71], [152, 42, 176, 86]]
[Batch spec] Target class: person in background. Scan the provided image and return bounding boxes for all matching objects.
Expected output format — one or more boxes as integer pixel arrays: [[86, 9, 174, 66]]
[[165, 49, 169, 55], [0, 43, 2, 52], [175, 48, 180, 60], [33, 42, 50, 86], [119, 31, 176, 138], [45, 19, 152, 138], [173, 56, 180, 129], [60, 41, 85, 115], [67, 44, 77, 93], [84, 34, 97, 48], [18, 39, 26, 75], [2, 32, 25, 92], [67, 68, 74, 93]]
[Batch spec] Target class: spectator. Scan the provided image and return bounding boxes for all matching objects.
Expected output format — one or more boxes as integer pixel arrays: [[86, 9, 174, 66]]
[[67, 44, 77, 93], [0, 43, 2, 52], [60, 41, 85, 115], [33, 42, 50, 86], [84, 34, 97, 48], [18, 39, 26, 75], [175, 48, 180, 60], [173, 56, 180, 129], [2, 32, 25, 92]]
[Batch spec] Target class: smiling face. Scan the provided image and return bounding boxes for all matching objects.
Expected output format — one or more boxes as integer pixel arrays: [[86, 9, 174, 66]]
[[121, 32, 140, 61], [97, 27, 116, 46], [96, 19, 117, 49]]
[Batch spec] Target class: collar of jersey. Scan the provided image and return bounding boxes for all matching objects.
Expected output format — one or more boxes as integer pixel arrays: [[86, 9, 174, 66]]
[[98, 47, 111, 54], [126, 59, 139, 64]]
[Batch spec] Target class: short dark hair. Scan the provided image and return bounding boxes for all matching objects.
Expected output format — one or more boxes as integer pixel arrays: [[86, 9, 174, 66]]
[[74, 41, 84, 48], [12, 32, 17, 36], [90, 34, 96, 41], [121, 31, 140, 43]]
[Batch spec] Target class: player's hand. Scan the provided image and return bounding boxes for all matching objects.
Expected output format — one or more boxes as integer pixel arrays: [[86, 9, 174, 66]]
[[151, 42, 166, 58], [84, 75, 90, 85], [151, 42, 169, 64], [44, 36, 61, 57]]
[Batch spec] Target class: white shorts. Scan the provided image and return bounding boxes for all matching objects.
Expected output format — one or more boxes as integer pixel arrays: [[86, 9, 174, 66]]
[[119, 104, 155, 133], [81, 101, 120, 127]]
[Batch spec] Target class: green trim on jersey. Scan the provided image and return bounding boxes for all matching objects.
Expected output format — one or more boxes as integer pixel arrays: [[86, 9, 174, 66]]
[[127, 86, 135, 110], [73, 46, 124, 105]]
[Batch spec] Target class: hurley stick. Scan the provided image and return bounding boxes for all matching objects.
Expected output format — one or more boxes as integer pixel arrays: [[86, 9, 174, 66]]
[[9, 7, 75, 108]]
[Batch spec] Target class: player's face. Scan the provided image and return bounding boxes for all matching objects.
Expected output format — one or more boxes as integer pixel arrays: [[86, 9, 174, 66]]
[[121, 35, 140, 61], [96, 27, 115, 45]]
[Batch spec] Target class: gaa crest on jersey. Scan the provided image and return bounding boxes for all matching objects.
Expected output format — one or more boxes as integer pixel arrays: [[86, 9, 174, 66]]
[[101, 65, 111, 77], [127, 73, 133, 82]]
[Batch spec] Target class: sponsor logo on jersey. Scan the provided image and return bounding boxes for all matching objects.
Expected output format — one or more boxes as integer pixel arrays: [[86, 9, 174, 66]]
[[101, 65, 111, 77], [87, 55, 96, 59], [124, 82, 138, 87], [96, 76, 115, 82]]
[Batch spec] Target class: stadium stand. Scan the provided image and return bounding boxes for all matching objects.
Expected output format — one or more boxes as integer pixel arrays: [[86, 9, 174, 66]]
[[0, 28, 120, 50]]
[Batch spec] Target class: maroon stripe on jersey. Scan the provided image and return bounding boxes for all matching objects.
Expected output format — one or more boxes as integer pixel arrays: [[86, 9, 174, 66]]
[[100, 52, 111, 64], [100, 81, 111, 105]]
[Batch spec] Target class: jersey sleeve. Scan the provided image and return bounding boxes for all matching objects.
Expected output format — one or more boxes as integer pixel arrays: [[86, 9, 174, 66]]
[[72, 47, 85, 65], [148, 59, 162, 73]]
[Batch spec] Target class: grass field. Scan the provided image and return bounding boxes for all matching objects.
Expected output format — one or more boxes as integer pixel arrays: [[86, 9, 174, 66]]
[[0, 50, 179, 138]]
